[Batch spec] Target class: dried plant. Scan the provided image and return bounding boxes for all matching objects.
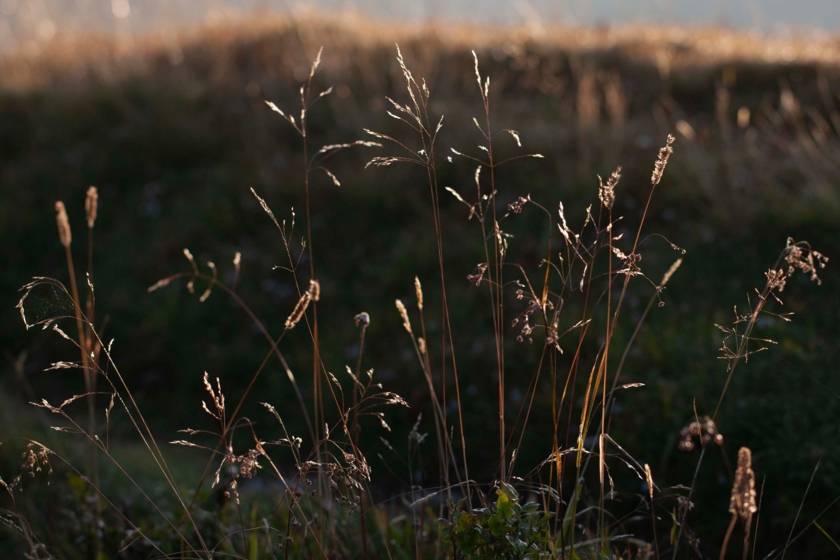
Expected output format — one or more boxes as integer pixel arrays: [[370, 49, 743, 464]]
[[721, 447, 757, 560], [8, 44, 831, 560], [678, 416, 724, 452], [84, 186, 98, 229]]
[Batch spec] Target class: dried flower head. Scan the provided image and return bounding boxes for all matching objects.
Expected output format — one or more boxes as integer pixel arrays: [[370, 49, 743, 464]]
[[201, 371, 225, 420], [678, 416, 724, 451], [598, 166, 622, 210], [224, 479, 240, 505], [651, 134, 675, 186], [494, 221, 510, 259], [395, 299, 412, 334], [729, 447, 757, 521], [308, 278, 321, 302], [414, 276, 424, 311], [85, 186, 98, 228], [235, 449, 262, 480], [644, 463, 654, 501], [54, 201, 72, 248], [512, 292, 548, 344], [283, 280, 320, 330], [765, 268, 787, 292], [784, 238, 828, 286], [612, 247, 642, 277], [660, 258, 684, 287], [21, 442, 52, 478], [506, 194, 531, 216], [467, 263, 488, 286], [354, 311, 370, 328]]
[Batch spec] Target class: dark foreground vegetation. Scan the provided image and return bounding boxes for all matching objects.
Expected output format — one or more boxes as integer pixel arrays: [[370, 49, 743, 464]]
[[1, 16, 838, 558]]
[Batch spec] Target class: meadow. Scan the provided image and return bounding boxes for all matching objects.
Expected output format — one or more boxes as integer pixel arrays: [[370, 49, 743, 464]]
[[0, 15, 838, 558]]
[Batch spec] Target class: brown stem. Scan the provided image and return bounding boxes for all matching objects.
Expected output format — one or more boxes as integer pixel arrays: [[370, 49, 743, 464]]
[[721, 514, 738, 560]]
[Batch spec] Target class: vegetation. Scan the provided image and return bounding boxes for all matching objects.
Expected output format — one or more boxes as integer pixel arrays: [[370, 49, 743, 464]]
[[1, 16, 838, 558]]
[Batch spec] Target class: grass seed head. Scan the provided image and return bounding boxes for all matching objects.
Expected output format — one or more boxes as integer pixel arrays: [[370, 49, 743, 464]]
[[651, 134, 675, 186], [54, 201, 71, 248], [85, 186, 98, 228], [729, 447, 757, 521], [414, 276, 423, 311], [598, 166, 622, 210], [395, 299, 412, 334], [286, 290, 312, 330]]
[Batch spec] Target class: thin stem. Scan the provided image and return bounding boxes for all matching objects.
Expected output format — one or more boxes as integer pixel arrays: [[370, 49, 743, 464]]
[[720, 514, 737, 560]]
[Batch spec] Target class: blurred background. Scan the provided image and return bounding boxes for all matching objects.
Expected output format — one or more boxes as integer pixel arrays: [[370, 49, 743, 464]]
[[2, 0, 840, 52], [1, 0, 839, 557]]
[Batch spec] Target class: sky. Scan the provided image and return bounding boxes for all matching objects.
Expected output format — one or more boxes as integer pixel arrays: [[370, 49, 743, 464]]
[[1, 0, 838, 51]]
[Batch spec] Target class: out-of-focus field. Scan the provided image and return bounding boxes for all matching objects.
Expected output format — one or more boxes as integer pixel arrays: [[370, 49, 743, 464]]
[[1, 14, 839, 557]]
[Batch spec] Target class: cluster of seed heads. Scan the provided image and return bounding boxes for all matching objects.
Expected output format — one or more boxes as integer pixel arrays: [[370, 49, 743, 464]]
[[782, 238, 828, 286], [678, 416, 724, 451], [598, 166, 622, 210], [21, 442, 52, 479]]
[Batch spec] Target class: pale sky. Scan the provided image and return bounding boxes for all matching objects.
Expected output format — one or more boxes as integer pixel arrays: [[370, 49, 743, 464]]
[[2, 0, 838, 51]]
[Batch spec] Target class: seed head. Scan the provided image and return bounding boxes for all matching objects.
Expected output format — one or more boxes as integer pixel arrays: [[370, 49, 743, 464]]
[[765, 268, 787, 292], [651, 134, 675, 186], [644, 463, 654, 501], [21, 441, 52, 478], [85, 186, 98, 228], [285, 291, 312, 330], [660, 258, 683, 287], [729, 447, 757, 521], [354, 311, 370, 328], [598, 166, 622, 210], [395, 299, 412, 334], [54, 201, 72, 248], [308, 278, 320, 302], [678, 415, 723, 451], [784, 238, 828, 285], [414, 276, 424, 311]]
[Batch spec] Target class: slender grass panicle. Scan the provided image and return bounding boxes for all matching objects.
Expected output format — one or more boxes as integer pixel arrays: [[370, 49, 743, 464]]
[[598, 166, 622, 210], [395, 299, 412, 334], [651, 134, 676, 186], [660, 257, 684, 288]]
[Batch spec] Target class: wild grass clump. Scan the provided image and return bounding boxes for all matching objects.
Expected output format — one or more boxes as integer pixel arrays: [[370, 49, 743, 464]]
[[2, 43, 831, 560]]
